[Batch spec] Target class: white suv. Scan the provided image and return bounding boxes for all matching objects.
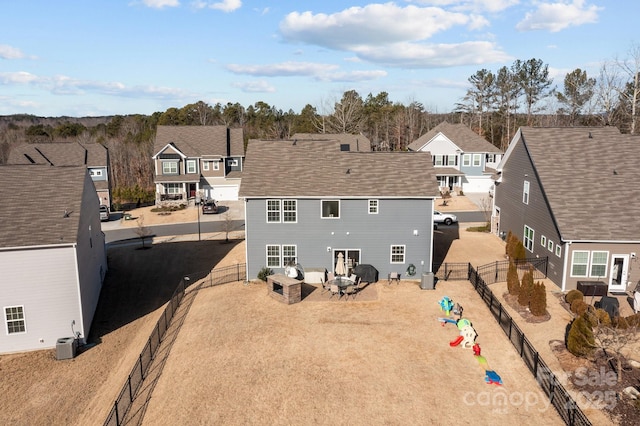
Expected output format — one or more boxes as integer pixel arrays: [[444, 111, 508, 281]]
[[99, 205, 109, 221], [433, 210, 457, 226]]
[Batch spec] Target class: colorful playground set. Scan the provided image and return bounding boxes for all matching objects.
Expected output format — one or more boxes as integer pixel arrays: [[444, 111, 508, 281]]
[[437, 296, 503, 386]]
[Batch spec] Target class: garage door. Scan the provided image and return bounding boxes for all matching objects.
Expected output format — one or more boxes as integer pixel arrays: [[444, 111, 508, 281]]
[[212, 185, 239, 201]]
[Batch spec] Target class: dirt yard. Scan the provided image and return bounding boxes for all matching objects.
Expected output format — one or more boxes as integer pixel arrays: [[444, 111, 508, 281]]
[[1, 196, 636, 425]]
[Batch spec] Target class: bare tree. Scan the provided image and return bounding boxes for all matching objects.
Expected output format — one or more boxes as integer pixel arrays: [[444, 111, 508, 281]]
[[595, 62, 623, 126], [591, 314, 639, 383], [614, 42, 640, 133], [134, 216, 153, 249], [221, 209, 235, 243]]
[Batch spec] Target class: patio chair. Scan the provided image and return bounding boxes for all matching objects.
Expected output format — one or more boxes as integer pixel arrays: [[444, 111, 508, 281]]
[[388, 272, 400, 285], [329, 284, 342, 300], [349, 274, 358, 284], [343, 283, 358, 300]]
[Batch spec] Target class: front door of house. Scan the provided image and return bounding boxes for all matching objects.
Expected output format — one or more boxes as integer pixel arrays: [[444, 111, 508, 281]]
[[609, 255, 629, 293]]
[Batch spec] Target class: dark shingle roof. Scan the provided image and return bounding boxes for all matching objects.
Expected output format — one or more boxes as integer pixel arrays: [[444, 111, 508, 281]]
[[7, 142, 108, 167], [0, 165, 88, 248], [517, 126, 640, 241], [239, 140, 438, 198], [153, 126, 244, 157], [291, 133, 372, 152], [408, 121, 502, 153]]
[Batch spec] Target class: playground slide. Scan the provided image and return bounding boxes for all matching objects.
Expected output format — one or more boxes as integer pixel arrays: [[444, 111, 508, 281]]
[[449, 335, 464, 347]]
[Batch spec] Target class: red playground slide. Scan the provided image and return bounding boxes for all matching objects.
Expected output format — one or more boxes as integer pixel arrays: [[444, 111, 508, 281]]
[[449, 335, 464, 347]]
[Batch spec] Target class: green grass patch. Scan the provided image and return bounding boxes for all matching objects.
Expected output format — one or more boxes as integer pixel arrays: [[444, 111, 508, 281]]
[[466, 223, 491, 232]]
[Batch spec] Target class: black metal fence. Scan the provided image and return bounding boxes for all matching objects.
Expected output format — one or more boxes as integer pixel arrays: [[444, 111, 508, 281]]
[[433, 262, 471, 281], [103, 263, 247, 426], [476, 257, 548, 284], [468, 266, 591, 426]]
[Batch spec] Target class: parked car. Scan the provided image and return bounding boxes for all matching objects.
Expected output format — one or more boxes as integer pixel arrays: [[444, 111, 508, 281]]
[[99, 205, 109, 221], [433, 210, 457, 226], [202, 200, 219, 214]]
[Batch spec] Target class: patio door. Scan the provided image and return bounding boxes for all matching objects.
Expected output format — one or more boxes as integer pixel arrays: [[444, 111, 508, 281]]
[[334, 249, 360, 276], [609, 255, 629, 293]]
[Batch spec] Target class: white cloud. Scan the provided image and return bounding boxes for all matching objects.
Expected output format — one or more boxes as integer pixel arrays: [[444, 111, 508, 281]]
[[231, 80, 275, 93], [280, 4, 476, 50], [356, 41, 512, 68], [142, 0, 180, 9], [192, 0, 241, 12], [226, 61, 339, 77], [406, 0, 519, 13], [315, 70, 388, 83], [516, 0, 602, 32], [0, 44, 27, 60]]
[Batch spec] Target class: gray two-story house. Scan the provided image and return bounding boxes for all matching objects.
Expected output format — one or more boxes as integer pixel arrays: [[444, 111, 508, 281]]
[[408, 122, 502, 194], [239, 139, 439, 281], [493, 126, 640, 293], [8, 142, 112, 207], [0, 165, 107, 354], [152, 125, 244, 203]]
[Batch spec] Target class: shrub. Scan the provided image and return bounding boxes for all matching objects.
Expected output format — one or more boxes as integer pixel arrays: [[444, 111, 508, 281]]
[[529, 281, 547, 316], [613, 315, 629, 329], [592, 308, 612, 326], [624, 313, 640, 328], [570, 299, 590, 316], [466, 224, 491, 232], [257, 267, 273, 282], [564, 289, 584, 305], [505, 231, 514, 258], [518, 267, 534, 307], [513, 241, 526, 261], [507, 261, 520, 296], [567, 313, 595, 357]]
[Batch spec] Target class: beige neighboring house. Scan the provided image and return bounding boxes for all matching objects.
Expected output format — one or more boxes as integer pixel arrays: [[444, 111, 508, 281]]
[[291, 133, 372, 152], [408, 122, 502, 194], [152, 125, 244, 204], [0, 165, 107, 354], [7, 142, 112, 208]]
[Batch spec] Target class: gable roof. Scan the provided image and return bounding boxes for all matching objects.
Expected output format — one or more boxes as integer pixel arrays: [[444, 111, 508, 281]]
[[239, 139, 438, 198], [0, 165, 89, 248], [7, 142, 107, 167], [514, 126, 640, 241], [291, 133, 372, 152], [408, 121, 502, 153], [153, 125, 244, 158]]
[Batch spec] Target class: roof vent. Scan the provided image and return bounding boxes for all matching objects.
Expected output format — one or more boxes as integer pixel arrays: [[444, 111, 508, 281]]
[[292, 139, 297, 146], [346, 168, 351, 174], [613, 169, 618, 175], [588, 132, 592, 138], [63, 210, 70, 218]]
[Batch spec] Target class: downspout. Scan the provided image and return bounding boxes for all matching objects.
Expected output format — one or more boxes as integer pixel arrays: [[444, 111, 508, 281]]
[[561, 241, 571, 292], [72, 243, 86, 344]]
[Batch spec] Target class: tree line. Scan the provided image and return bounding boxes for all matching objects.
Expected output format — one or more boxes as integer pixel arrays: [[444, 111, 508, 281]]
[[1, 46, 640, 204]]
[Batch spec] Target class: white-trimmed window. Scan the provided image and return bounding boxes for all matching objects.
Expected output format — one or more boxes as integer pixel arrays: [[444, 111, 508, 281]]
[[368, 199, 378, 214], [540, 235, 547, 247], [590, 251, 608, 277], [547, 240, 554, 252], [472, 154, 481, 167], [89, 169, 103, 177], [266, 199, 281, 223], [162, 161, 178, 174], [186, 159, 197, 174], [213, 161, 220, 171], [571, 251, 589, 277], [227, 159, 238, 167], [523, 225, 534, 252], [203, 161, 210, 171], [447, 155, 457, 166], [266, 245, 281, 268], [322, 200, 340, 218], [523, 181, 530, 204], [165, 183, 181, 194], [283, 245, 297, 265], [283, 200, 297, 223], [390, 245, 406, 263], [555, 245, 562, 257], [5, 306, 26, 334], [462, 154, 471, 167], [433, 155, 443, 166]]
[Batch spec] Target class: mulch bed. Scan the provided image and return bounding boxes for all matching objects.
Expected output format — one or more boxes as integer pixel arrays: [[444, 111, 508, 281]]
[[503, 292, 551, 323]]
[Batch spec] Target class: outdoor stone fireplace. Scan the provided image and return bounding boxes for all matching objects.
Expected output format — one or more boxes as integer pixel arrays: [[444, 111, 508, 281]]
[[267, 274, 302, 304]]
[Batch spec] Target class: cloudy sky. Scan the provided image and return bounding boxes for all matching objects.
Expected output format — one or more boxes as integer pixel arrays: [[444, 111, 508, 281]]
[[0, 1, 636, 117]]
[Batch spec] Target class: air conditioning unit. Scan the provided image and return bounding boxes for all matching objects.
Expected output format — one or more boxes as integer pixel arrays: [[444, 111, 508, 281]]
[[56, 337, 77, 360]]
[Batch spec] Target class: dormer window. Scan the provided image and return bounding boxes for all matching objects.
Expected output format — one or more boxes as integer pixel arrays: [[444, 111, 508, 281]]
[[162, 161, 178, 174]]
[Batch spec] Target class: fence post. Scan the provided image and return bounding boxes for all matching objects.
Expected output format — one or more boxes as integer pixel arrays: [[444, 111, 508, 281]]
[[533, 351, 539, 380], [494, 260, 498, 282], [114, 402, 119, 426], [128, 375, 133, 403], [139, 354, 144, 380]]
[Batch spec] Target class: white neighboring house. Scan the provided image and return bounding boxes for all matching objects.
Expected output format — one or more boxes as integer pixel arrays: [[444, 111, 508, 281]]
[[408, 121, 502, 194], [0, 165, 107, 354]]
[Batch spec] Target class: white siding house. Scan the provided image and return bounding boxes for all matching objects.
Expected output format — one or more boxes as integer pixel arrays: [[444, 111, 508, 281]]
[[0, 165, 107, 354]]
